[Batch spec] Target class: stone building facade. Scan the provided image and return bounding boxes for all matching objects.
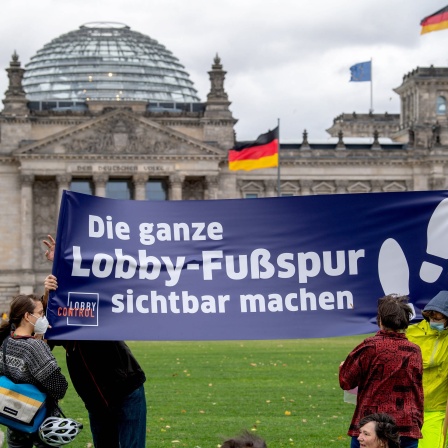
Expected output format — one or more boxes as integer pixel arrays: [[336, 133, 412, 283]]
[[0, 25, 447, 308]]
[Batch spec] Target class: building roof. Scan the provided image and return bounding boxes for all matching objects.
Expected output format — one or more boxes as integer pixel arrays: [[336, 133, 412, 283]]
[[22, 22, 200, 104]]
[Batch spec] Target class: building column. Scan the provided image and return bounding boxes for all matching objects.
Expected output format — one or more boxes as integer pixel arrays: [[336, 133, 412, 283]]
[[169, 174, 184, 200], [412, 166, 428, 191], [335, 180, 348, 194], [264, 180, 277, 197], [93, 174, 108, 197], [133, 174, 148, 200], [405, 179, 414, 191], [300, 180, 312, 196], [205, 175, 219, 200], [20, 174, 34, 293], [56, 174, 72, 213], [371, 180, 384, 193], [406, 93, 411, 127], [430, 177, 446, 191], [400, 97, 405, 128]]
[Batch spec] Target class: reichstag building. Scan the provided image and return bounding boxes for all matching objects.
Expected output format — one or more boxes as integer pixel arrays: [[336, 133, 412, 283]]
[[0, 22, 446, 303]]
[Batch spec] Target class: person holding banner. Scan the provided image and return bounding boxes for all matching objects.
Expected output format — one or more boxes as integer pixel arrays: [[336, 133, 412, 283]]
[[42, 236, 147, 448], [406, 291, 448, 448], [339, 294, 423, 448], [0, 293, 68, 448]]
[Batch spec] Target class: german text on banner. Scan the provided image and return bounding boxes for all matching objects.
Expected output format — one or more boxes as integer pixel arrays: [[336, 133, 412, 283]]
[[47, 190, 448, 341], [421, 6, 448, 34]]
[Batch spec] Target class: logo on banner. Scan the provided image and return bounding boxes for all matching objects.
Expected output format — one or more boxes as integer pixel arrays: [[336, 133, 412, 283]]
[[60, 292, 99, 326], [378, 197, 448, 317]]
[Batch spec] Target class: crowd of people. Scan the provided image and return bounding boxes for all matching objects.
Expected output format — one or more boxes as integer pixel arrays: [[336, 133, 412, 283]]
[[0, 234, 446, 447], [340, 291, 448, 448]]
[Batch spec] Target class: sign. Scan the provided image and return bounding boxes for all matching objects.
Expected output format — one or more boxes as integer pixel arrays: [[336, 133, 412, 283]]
[[47, 190, 448, 340]]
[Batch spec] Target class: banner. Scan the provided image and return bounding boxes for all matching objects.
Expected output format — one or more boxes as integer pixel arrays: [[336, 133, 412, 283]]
[[47, 190, 448, 341]]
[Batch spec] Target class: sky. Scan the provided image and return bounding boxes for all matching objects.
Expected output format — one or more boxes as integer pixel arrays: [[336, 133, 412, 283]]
[[0, 0, 447, 142]]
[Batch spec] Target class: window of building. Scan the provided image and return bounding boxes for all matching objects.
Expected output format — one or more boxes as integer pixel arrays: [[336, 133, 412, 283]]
[[146, 180, 167, 201], [106, 179, 132, 199], [70, 179, 93, 195], [437, 96, 446, 115], [240, 181, 263, 198], [280, 182, 300, 196]]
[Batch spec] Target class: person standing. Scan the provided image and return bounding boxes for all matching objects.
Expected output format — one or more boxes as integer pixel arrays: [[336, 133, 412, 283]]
[[339, 294, 423, 448], [0, 294, 68, 448], [42, 236, 147, 448], [407, 290, 448, 448]]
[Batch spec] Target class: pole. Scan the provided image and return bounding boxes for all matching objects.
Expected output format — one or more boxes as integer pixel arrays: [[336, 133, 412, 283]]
[[277, 118, 281, 197], [370, 58, 373, 113]]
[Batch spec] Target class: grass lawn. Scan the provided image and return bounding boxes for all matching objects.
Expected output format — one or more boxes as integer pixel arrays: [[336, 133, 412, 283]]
[[50, 335, 369, 447]]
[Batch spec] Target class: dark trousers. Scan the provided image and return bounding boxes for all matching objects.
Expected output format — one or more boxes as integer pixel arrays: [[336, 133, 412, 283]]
[[88, 385, 147, 448]]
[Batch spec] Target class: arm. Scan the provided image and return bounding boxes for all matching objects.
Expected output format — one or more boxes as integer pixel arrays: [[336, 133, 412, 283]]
[[35, 274, 58, 341], [42, 237, 66, 349], [339, 341, 372, 390], [412, 346, 424, 434], [39, 369, 68, 401], [42, 234, 56, 311], [28, 340, 68, 401], [40, 275, 57, 342], [443, 397, 448, 448], [43, 274, 58, 310]]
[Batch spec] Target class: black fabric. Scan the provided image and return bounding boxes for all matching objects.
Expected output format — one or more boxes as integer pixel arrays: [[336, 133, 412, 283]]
[[61, 341, 146, 412]]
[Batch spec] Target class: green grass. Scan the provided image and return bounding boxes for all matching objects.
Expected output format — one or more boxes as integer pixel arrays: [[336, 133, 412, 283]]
[[49, 335, 369, 447]]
